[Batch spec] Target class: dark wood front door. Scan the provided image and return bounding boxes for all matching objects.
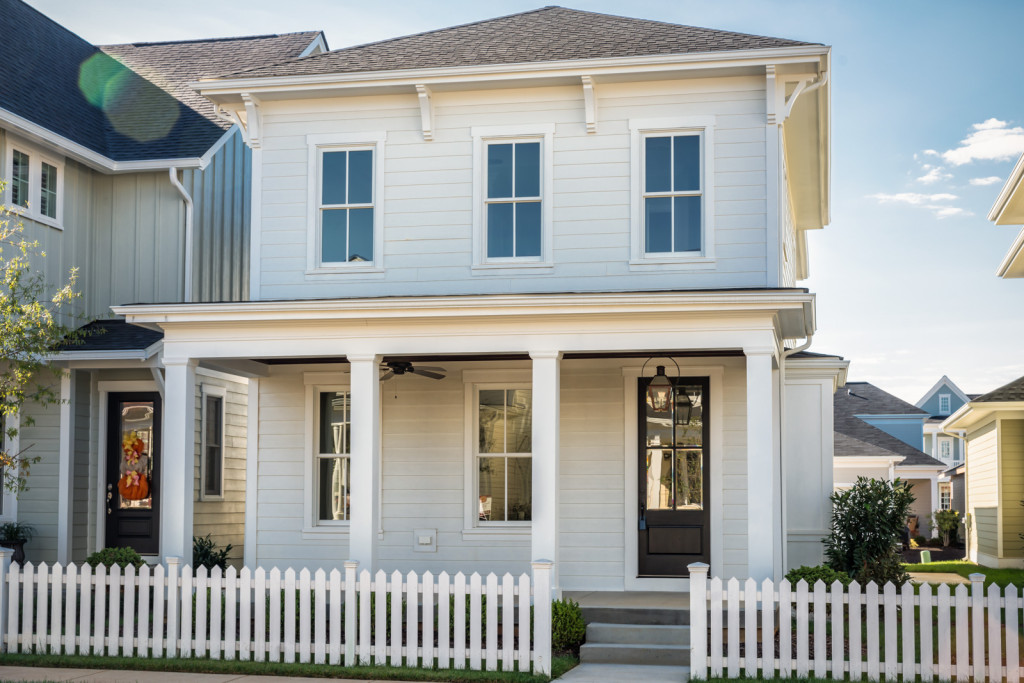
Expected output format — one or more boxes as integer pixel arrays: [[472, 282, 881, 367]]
[[106, 393, 161, 554], [637, 376, 710, 577]]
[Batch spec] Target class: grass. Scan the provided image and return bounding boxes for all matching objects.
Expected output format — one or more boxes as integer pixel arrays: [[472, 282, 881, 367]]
[[904, 560, 1024, 589], [0, 652, 578, 682]]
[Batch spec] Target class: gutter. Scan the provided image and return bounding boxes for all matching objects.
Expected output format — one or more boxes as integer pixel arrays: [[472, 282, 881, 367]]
[[168, 167, 195, 302]]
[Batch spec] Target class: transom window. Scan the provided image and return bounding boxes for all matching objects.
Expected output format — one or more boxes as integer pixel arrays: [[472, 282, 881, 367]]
[[643, 133, 703, 254], [475, 388, 532, 524], [316, 390, 351, 523], [318, 148, 374, 265], [485, 141, 541, 260]]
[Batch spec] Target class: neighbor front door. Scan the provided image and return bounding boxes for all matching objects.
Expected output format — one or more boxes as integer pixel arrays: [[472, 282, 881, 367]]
[[106, 393, 161, 554], [637, 376, 710, 577]]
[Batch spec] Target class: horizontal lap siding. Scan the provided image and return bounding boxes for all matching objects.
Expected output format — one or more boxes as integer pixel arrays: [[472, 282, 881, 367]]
[[16, 379, 61, 563], [720, 359, 748, 578], [72, 371, 91, 562], [999, 420, 1024, 559], [967, 422, 999, 559], [256, 77, 768, 301]]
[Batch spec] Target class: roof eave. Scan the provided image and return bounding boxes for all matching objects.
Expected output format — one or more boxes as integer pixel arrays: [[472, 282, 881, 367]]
[[996, 227, 1024, 278], [988, 152, 1024, 224]]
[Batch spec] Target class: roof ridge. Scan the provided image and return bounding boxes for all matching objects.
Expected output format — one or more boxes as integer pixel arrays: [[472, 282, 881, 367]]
[[100, 30, 321, 49]]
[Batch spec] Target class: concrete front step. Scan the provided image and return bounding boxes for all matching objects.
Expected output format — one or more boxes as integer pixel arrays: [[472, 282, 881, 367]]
[[581, 606, 689, 626], [587, 622, 690, 647], [580, 642, 691, 666]]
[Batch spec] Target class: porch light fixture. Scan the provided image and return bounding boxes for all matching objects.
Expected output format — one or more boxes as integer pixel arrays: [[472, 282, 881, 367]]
[[642, 357, 681, 412]]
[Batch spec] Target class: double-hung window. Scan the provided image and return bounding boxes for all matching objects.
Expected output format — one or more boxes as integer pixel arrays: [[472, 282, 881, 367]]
[[474, 387, 532, 525], [485, 141, 541, 260], [200, 386, 225, 501], [643, 133, 703, 254], [5, 140, 63, 227], [938, 394, 951, 416], [939, 483, 952, 511], [939, 437, 952, 462], [315, 390, 351, 524]]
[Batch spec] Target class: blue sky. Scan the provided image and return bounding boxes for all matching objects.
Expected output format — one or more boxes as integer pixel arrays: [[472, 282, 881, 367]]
[[28, 0, 1024, 403]]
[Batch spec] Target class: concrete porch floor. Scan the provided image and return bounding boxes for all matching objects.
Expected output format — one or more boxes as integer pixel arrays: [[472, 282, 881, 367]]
[[556, 663, 689, 682], [564, 590, 690, 609]]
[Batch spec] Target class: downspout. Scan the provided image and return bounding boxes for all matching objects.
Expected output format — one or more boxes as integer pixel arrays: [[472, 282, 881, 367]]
[[169, 167, 194, 303], [777, 333, 814, 575]]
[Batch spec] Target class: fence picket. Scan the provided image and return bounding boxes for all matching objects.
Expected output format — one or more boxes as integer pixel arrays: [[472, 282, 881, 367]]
[[971, 575, 985, 683], [454, 572, 467, 670], [210, 566, 223, 661], [501, 573, 513, 672], [469, 573, 482, 670], [106, 563, 119, 656], [254, 567, 267, 662], [268, 567, 281, 663], [727, 578, 740, 678], [1006, 585, 1020, 683], [866, 582, 879, 683], [313, 569, 326, 665], [91, 564, 104, 655], [422, 571, 435, 670], [238, 567, 251, 662], [883, 582, 897, 681], [180, 564, 194, 659], [485, 573, 498, 672], [358, 569, 371, 665], [760, 578, 773, 677], [152, 564, 165, 659], [373, 570, 387, 665], [776, 579, 790, 679], [812, 580, 826, 679], [937, 584, 952, 681], [438, 571, 451, 670], [328, 569, 341, 666], [955, 583, 969, 683], [743, 579, 757, 677], [284, 568, 297, 663], [408, 571, 419, 668], [920, 583, 933, 682], [848, 581, 862, 681], [517, 573, 529, 674], [64, 563, 78, 656], [225, 566, 238, 661], [49, 563, 62, 654], [35, 563, 48, 654], [123, 564, 136, 656], [795, 580, 809, 678], [4, 562, 17, 654], [195, 566, 208, 658], [297, 568, 311, 664], [390, 569, 403, 667], [988, 582, 1001, 683], [901, 582, 915, 681], [830, 580, 844, 681], [342, 562, 355, 666], [19, 562, 32, 654]]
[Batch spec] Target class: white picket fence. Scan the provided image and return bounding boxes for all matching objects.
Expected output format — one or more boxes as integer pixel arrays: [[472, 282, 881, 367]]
[[0, 553, 553, 675], [688, 563, 1023, 682]]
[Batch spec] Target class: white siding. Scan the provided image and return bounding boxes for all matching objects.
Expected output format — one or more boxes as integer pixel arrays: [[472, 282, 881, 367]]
[[967, 421, 999, 561], [256, 76, 771, 300]]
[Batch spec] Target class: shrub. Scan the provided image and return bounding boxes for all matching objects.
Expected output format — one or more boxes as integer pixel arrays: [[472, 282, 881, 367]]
[[85, 546, 145, 570], [931, 510, 960, 547], [911, 535, 928, 548], [551, 598, 585, 654], [784, 564, 852, 587], [824, 476, 914, 586], [193, 534, 232, 570], [0, 522, 33, 543]]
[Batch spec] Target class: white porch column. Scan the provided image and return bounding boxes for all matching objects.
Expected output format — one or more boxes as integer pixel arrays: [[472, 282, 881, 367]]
[[348, 353, 381, 571], [530, 351, 561, 592], [745, 348, 776, 580], [161, 358, 197, 561], [57, 370, 75, 564]]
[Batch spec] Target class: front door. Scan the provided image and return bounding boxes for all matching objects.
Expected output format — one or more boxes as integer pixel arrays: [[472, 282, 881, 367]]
[[637, 376, 709, 577], [106, 393, 161, 554]]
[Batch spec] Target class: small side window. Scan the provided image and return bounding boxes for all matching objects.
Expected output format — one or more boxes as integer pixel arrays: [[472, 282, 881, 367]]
[[11, 150, 29, 208], [200, 388, 225, 500]]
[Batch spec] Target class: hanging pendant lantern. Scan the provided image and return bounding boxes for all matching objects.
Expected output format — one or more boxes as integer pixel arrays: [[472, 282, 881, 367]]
[[647, 365, 674, 411]]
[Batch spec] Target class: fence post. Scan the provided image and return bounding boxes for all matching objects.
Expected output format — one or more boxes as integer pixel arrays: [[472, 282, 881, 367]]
[[343, 560, 358, 667], [0, 548, 10, 653], [688, 562, 709, 680], [166, 556, 181, 658], [532, 560, 553, 676], [969, 572, 985, 678]]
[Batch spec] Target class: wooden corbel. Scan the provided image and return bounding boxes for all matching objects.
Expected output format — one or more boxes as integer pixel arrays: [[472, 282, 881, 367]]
[[416, 84, 434, 141], [240, 93, 263, 149], [581, 75, 597, 134]]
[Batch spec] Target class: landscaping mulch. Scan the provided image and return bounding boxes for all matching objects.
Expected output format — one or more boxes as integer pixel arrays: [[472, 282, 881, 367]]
[[901, 547, 965, 563]]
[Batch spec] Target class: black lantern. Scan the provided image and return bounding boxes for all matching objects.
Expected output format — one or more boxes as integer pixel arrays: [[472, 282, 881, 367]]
[[642, 357, 681, 412]]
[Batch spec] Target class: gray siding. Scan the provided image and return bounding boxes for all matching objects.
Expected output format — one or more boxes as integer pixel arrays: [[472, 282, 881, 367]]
[[72, 371, 91, 562]]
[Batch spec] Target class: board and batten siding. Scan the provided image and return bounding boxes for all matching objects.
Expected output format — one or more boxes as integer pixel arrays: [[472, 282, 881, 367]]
[[999, 419, 1024, 560], [967, 421, 999, 562], [254, 359, 749, 586], [255, 76, 772, 300]]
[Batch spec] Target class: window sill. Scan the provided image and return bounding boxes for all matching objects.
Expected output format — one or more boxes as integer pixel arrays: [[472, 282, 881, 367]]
[[8, 205, 62, 231], [198, 494, 224, 503], [472, 261, 553, 274], [301, 525, 351, 540], [305, 266, 385, 278], [629, 256, 715, 271], [461, 526, 531, 542]]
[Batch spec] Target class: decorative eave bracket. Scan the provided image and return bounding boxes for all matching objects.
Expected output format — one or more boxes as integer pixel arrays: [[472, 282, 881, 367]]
[[581, 75, 597, 134], [240, 93, 263, 149], [416, 84, 434, 141], [766, 64, 829, 127]]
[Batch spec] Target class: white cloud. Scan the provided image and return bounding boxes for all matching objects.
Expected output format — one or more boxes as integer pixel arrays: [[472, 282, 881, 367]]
[[942, 118, 1024, 166], [969, 176, 1003, 186], [929, 206, 971, 219], [869, 192, 958, 205], [922, 149, 940, 157], [916, 165, 952, 184]]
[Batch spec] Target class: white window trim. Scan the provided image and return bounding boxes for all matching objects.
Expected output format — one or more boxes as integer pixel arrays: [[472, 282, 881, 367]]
[[462, 369, 533, 541], [939, 482, 952, 510], [4, 135, 64, 230], [305, 132, 386, 276], [938, 436, 953, 461], [471, 124, 555, 272], [303, 374, 352, 536], [938, 393, 951, 415], [199, 384, 226, 502], [628, 116, 716, 269]]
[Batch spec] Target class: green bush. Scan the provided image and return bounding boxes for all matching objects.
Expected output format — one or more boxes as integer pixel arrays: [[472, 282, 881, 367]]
[[193, 534, 232, 570], [551, 598, 585, 654], [784, 564, 852, 587], [85, 546, 145, 570], [0, 522, 33, 543], [911, 535, 928, 548], [931, 510, 961, 547], [824, 476, 914, 587]]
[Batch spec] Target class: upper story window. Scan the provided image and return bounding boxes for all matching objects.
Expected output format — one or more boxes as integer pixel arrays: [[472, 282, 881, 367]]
[[306, 133, 385, 274], [938, 394, 951, 415], [5, 139, 63, 228]]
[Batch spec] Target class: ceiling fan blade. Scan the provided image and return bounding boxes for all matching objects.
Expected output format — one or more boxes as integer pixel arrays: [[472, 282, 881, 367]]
[[379, 370, 395, 381], [412, 369, 446, 380], [415, 366, 446, 372]]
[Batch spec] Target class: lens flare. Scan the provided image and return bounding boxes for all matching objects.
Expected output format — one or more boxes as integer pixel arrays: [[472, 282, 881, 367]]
[[78, 53, 180, 144]]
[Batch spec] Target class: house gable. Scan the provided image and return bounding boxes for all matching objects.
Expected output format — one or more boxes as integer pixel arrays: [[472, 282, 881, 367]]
[[916, 375, 970, 418]]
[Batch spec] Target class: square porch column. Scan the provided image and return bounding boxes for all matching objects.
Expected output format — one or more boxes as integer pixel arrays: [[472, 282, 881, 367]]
[[745, 347, 777, 580], [57, 370, 75, 564], [348, 353, 381, 571], [161, 358, 197, 561], [530, 351, 561, 592]]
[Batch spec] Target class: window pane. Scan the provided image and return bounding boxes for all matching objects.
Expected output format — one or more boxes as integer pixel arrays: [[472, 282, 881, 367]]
[[514, 142, 540, 197], [347, 149, 373, 204], [645, 197, 671, 253], [514, 201, 541, 257], [644, 137, 671, 193], [348, 208, 374, 262], [478, 390, 506, 453], [507, 457, 532, 520], [478, 457, 505, 521], [675, 385, 703, 447], [40, 162, 57, 219], [11, 150, 29, 208], [486, 202, 513, 258], [321, 209, 347, 263], [673, 196, 701, 252], [318, 457, 350, 521], [487, 143, 514, 198], [321, 151, 347, 205], [673, 135, 701, 192], [505, 389, 532, 453], [645, 449, 672, 510], [205, 446, 222, 496], [319, 391, 351, 455], [675, 449, 702, 510]]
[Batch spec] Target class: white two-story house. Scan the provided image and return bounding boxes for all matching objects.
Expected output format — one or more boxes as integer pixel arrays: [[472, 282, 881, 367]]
[[115, 6, 843, 590]]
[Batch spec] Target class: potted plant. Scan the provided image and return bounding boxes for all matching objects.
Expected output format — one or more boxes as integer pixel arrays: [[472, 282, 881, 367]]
[[0, 522, 33, 564]]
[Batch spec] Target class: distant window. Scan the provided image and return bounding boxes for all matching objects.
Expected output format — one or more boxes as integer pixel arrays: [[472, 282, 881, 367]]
[[939, 438, 952, 461], [939, 483, 951, 511], [484, 141, 542, 260], [5, 141, 62, 227], [642, 132, 703, 254], [938, 394, 951, 415], [200, 388, 225, 500]]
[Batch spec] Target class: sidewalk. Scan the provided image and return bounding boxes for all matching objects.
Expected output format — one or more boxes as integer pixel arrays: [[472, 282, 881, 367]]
[[0, 667, 406, 683]]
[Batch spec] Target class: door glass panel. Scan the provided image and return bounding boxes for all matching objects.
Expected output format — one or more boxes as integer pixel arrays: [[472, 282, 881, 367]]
[[675, 449, 703, 509], [646, 449, 673, 510], [118, 401, 154, 510]]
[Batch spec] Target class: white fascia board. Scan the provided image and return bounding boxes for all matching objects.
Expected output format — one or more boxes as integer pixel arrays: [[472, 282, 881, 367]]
[[48, 349, 149, 362], [896, 465, 946, 474], [1, 107, 204, 174], [784, 357, 850, 390], [193, 45, 830, 97], [988, 151, 1024, 223], [997, 227, 1024, 278], [854, 413, 928, 420], [915, 375, 970, 407], [834, 456, 901, 468]]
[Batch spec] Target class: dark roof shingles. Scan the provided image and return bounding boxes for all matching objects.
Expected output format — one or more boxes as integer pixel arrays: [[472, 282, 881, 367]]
[[62, 319, 163, 352], [834, 382, 945, 468], [974, 375, 1024, 403]]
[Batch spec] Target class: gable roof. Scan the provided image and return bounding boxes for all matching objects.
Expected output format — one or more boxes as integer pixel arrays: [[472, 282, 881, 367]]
[[974, 375, 1024, 403], [843, 382, 927, 416], [834, 382, 944, 468], [915, 375, 970, 409], [217, 6, 817, 80], [0, 0, 320, 163], [61, 319, 163, 352]]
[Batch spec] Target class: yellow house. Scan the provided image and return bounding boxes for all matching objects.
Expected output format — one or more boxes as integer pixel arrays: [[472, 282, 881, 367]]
[[943, 376, 1024, 568]]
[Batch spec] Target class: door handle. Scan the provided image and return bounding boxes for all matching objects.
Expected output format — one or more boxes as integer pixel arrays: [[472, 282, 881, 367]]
[[638, 501, 647, 530]]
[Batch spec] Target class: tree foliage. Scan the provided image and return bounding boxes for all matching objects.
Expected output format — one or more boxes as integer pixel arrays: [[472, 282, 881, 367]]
[[824, 476, 914, 586], [931, 509, 960, 547]]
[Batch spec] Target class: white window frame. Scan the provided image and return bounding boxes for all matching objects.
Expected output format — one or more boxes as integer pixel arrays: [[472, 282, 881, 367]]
[[462, 370, 533, 540], [938, 394, 951, 415], [471, 124, 554, 272], [305, 132, 386, 275], [629, 116, 716, 269], [303, 373, 353, 534], [939, 482, 952, 511], [939, 436, 953, 461], [199, 384, 226, 502], [4, 135, 64, 230]]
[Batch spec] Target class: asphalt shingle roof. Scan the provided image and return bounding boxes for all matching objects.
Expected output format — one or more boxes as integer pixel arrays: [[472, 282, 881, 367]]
[[217, 6, 816, 80], [62, 319, 163, 352], [0, 0, 319, 161], [974, 375, 1024, 403], [834, 382, 945, 468]]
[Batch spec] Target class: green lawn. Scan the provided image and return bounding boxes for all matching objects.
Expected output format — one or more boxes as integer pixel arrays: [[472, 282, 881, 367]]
[[904, 560, 1024, 589], [0, 652, 578, 682]]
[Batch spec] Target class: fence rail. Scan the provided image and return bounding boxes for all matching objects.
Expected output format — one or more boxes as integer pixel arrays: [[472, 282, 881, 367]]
[[688, 563, 1023, 682], [0, 552, 553, 675]]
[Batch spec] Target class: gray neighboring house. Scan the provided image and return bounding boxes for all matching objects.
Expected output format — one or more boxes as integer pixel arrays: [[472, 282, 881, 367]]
[[833, 382, 947, 538], [0, 0, 324, 566]]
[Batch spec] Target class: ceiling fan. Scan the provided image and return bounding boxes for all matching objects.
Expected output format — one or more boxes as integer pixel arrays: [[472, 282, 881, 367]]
[[380, 360, 447, 381]]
